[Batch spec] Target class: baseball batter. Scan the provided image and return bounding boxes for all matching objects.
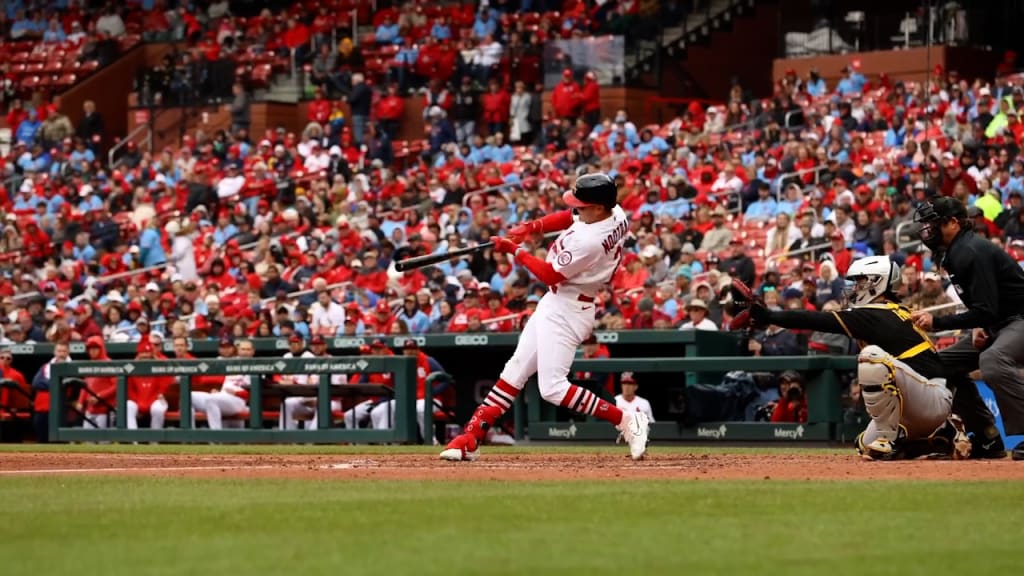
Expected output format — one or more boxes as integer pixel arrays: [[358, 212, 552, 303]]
[[440, 173, 650, 461], [742, 256, 970, 460]]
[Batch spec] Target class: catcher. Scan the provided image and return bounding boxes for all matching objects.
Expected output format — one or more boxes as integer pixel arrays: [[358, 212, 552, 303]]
[[734, 255, 970, 460]]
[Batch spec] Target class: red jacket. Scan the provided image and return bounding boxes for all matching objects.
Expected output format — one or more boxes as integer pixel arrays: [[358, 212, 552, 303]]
[[79, 337, 117, 415], [552, 81, 581, 117], [480, 90, 510, 124], [308, 98, 331, 124], [0, 365, 28, 413], [376, 95, 405, 121], [771, 398, 808, 423], [580, 79, 600, 113], [283, 23, 311, 50], [353, 269, 388, 295]]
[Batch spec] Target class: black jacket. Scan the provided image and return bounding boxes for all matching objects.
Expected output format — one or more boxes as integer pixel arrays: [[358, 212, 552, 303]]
[[933, 229, 1024, 331], [347, 83, 372, 117]]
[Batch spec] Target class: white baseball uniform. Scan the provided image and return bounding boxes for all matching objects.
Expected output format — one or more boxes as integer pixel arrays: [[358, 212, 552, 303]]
[[497, 206, 629, 405], [191, 372, 250, 430], [279, 349, 317, 429], [282, 353, 347, 430], [615, 394, 655, 422]]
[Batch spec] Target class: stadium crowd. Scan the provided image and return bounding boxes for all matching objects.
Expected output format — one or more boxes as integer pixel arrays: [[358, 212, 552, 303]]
[[1, 0, 1024, 366]]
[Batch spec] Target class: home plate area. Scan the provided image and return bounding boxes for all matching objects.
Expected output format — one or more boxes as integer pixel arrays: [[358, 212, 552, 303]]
[[2, 451, 1023, 481]]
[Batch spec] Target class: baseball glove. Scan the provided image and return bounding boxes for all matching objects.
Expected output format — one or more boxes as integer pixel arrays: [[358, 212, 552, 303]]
[[727, 278, 766, 331]]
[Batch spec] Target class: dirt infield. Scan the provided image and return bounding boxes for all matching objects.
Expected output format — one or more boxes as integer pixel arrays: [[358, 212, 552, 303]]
[[2, 451, 1023, 480]]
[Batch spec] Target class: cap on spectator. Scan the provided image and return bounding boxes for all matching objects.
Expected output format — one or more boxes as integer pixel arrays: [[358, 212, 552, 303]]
[[375, 301, 391, 314], [924, 272, 942, 282], [219, 335, 235, 347], [165, 220, 181, 235], [643, 277, 657, 288], [782, 288, 804, 300], [402, 338, 419, 350], [351, 259, 363, 268], [478, 281, 491, 291], [677, 264, 693, 279], [526, 294, 541, 303], [370, 338, 387, 348], [681, 242, 696, 255], [288, 333, 304, 344], [145, 282, 160, 292], [641, 245, 662, 259], [830, 231, 844, 241], [621, 372, 637, 384], [205, 295, 220, 305], [687, 298, 708, 310], [310, 335, 326, 346]]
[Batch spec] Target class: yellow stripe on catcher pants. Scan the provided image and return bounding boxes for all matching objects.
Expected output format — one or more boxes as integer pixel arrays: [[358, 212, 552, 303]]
[[857, 345, 953, 454]]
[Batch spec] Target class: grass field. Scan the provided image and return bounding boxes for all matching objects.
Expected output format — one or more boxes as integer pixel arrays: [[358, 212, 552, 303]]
[[1, 445, 1021, 576]]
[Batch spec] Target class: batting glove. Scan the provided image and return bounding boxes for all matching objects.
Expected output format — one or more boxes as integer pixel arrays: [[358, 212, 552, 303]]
[[493, 237, 520, 254], [508, 220, 542, 241]]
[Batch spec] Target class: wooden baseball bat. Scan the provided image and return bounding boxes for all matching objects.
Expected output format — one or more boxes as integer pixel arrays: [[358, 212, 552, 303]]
[[394, 232, 561, 272], [394, 243, 493, 272]]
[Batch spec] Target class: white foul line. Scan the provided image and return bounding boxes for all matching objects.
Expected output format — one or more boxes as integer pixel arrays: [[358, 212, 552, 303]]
[[0, 465, 280, 475]]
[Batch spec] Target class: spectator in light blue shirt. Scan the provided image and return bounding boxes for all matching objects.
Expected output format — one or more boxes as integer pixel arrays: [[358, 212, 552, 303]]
[[744, 181, 778, 221], [15, 109, 41, 145], [10, 12, 35, 40], [489, 133, 514, 163], [397, 295, 431, 334], [431, 18, 452, 40], [657, 187, 690, 220], [806, 70, 827, 97], [138, 222, 167, 267], [635, 129, 670, 160], [77, 185, 104, 213], [69, 142, 95, 171], [374, 17, 401, 44], [835, 67, 861, 96], [42, 19, 66, 43], [472, 11, 497, 39]]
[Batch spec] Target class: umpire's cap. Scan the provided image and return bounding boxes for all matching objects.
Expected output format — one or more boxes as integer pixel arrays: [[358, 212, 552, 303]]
[[563, 173, 617, 209]]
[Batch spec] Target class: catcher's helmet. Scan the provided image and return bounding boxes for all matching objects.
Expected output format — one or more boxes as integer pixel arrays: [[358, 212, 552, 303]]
[[563, 173, 617, 209]]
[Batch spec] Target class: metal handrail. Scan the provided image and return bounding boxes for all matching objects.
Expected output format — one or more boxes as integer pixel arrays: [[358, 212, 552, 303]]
[[773, 164, 829, 201], [108, 123, 152, 169]]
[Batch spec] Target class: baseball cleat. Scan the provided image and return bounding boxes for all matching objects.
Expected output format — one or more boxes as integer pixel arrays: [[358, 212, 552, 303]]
[[861, 437, 899, 461], [971, 434, 1006, 459], [948, 415, 972, 460], [616, 411, 650, 460], [439, 433, 479, 462]]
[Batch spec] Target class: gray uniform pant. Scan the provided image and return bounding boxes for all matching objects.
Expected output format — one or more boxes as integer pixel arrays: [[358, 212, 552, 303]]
[[941, 318, 1024, 436]]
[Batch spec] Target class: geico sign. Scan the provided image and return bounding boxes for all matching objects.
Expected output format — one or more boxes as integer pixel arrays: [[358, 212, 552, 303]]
[[454, 335, 489, 346], [595, 332, 619, 344]]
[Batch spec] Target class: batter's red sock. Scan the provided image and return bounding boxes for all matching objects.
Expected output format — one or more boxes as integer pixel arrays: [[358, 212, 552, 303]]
[[483, 379, 520, 412], [560, 385, 623, 425]]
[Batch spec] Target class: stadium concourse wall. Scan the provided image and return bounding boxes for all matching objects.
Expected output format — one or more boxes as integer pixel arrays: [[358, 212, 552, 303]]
[[14, 330, 859, 444], [772, 45, 1002, 87]]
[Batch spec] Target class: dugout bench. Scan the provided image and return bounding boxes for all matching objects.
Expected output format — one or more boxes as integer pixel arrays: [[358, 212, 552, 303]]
[[48, 356, 426, 444]]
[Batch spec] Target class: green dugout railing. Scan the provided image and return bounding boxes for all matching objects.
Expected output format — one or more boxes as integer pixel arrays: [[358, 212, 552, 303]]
[[7, 329, 729, 357], [49, 356, 421, 444]]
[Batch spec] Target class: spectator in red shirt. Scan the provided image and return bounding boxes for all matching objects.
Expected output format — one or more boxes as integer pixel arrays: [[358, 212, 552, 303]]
[[375, 83, 405, 140], [551, 69, 581, 124], [827, 230, 853, 276], [281, 17, 312, 65], [482, 291, 514, 332], [480, 78, 510, 136], [770, 371, 809, 423], [580, 71, 601, 127], [365, 301, 396, 334]]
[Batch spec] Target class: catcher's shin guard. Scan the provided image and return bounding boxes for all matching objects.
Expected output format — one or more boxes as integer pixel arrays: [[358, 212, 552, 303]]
[[859, 345, 903, 450]]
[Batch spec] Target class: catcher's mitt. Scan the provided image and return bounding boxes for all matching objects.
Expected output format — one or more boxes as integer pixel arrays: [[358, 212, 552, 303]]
[[727, 278, 762, 331]]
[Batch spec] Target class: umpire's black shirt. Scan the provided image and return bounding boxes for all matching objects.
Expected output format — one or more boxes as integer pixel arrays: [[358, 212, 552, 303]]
[[933, 229, 1024, 332]]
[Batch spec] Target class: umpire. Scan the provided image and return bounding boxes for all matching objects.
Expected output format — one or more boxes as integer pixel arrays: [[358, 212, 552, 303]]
[[910, 196, 1024, 460]]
